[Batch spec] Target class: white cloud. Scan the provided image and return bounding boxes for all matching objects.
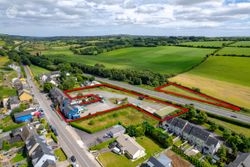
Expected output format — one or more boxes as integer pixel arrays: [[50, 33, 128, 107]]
[[0, 0, 249, 36]]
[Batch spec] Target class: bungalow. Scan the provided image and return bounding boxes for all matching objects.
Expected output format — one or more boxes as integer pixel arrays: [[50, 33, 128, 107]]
[[26, 135, 56, 167], [18, 89, 33, 103], [143, 153, 172, 167], [116, 134, 146, 160]]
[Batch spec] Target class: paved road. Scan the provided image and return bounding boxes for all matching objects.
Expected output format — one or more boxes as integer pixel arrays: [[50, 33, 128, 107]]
[[91, 76, 250, 124], [24, 66, 100, 167]]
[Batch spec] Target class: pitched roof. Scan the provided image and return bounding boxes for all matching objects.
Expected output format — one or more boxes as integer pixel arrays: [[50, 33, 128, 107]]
[[117, 134, 145, 156], [205, 136, 219, 146], [183, 123, 193, 134], [14, 110, 33, 119], [174, 118, 187, 129], [18, 89, 32, 96], [147, 154, 172, 167], [8, 96, 20, 105], [227, 152, 250, 167], [189, 126, 210, 141], [41, 159, 56, 167]]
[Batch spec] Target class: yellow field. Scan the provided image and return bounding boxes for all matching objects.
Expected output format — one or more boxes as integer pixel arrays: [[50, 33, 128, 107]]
[[0, 56, 9, 66], [170, 74, 250, 108]]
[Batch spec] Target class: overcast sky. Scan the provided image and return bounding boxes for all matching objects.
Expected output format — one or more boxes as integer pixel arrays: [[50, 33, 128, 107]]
[[0, 0, 250, 36]]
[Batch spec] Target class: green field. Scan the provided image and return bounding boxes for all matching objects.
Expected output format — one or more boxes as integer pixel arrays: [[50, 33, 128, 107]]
[[71, 107, 158, 133], [208, 117, 250, 137], [44, 46, 214, 75], [217, 47, 250, 56], [54, 148, 67, 161], [0, 116, 25, 132], [0, 40, 5, 46], [0, 86, 17, 98], [188, 56, 250, 87], [98, 136, 163, 167], [29, 64, 50, 76], [230, 41, 250, 47], [180, 41, 232, 47]]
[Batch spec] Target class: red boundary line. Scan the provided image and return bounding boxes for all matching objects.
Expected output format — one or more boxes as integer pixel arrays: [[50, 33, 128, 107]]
[[55, 84, 189, 123], [155, 82, 241, 111]]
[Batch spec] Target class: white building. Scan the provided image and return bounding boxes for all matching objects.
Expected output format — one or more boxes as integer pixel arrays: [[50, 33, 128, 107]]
[[117, 134, 146, 160]]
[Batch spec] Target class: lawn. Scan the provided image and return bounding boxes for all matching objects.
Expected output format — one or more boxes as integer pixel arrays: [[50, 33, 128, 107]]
[[54, 148, 67, 161], [230, 41, 250, 47], [0, 56, 9, 66], [0, 116, 25, 132], [71, 107, 158, 133], [180, 41, 232, 47], [98, 136, 163, 167], [44, 46, 214, 75], [0, 86, 17, 98], [187, 56, 250, 87], [217, 47, 250, 56], [89, 138, 116, 150], [208, 117, 250, 137], [29, 64, 51, 77], [11, 152, 27, 163], [0, 40, 5, 46]]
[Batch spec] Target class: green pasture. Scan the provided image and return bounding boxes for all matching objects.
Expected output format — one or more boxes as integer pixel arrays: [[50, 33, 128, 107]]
[[180, 41, 232, 47], [230, 41, 250, 47], [43, 46, 214, 75], [188, 56, 250, 87], [217, 47, 250, 56], [29, 64, 50, 77]]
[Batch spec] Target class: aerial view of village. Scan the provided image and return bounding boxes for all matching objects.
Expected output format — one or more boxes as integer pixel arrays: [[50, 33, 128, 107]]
[[0, 0, 250, 167]]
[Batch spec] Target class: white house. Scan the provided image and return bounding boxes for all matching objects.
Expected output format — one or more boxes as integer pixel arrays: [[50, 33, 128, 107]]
[[117, 134, 146, 160]]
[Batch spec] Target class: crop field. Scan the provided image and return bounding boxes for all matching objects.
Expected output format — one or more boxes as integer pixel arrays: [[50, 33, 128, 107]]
[[30, 64, 50, 77], [180, 41, 232, 47], [217, 47, 250, 56], [170, 56, 250, 108], [230, 41, 250, 47], [43, 46, 214, 75], [71, 107, 158, 133], [0, 40, 5, 46], [187, 56, 250, 87]]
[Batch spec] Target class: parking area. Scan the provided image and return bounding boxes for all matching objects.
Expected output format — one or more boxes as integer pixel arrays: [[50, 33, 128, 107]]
[[69, 88, 169, 117]]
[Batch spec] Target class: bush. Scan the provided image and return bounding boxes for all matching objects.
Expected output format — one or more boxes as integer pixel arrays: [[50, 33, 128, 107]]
[[51, 133, 58, 143], [70, 122, 92, 133]]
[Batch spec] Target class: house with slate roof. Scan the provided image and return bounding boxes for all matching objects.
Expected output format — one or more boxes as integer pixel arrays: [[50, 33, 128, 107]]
[[26, 134, 56, 167], [143, 153, 172, 167], [227, 152, 250, 167], [164, 117, 221, 155]]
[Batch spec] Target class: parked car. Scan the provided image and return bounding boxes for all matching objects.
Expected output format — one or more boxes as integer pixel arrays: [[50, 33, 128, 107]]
[[70, 156, 76, 163]]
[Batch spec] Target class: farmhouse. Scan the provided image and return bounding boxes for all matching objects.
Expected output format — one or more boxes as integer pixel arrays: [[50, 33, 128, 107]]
[[143, 153, 172, 167], [116, 134, 146, 160], [164, 117, 221, 155], [26, 134, 56, 167]]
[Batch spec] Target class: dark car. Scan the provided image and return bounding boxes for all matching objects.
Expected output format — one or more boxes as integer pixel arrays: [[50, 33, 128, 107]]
[[70, 156, 76, 163], [230, 115, 237, 118]]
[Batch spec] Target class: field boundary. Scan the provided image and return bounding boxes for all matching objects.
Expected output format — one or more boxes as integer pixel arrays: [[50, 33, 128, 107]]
[[155, 82, 241, 111], [55, 83, 188, 123]]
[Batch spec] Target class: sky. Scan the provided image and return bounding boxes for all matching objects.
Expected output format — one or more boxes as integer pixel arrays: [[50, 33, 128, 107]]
[[0, 0, 250, 37]]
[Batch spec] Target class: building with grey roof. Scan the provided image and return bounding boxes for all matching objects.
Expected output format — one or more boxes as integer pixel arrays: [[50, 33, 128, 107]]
[[143, 153, 172, 167], [109, 125, 126, 138], [227, 152, 250, 167], [26, 134, 56, 167], [7, 96, 20, 109], [165, 117, 221, 155]]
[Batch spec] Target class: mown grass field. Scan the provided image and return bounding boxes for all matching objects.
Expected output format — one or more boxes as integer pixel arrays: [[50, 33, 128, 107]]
[[180, 41, 232, 47], [29, 64, 50, 77], [98, 136, 163, 167], [170, 56, 250, 108], [54, 148, 67, 161], [0, 40, 5, 46], [72, 107, 158, 133], [230, 41, 250, 47], [217, 47, 250, 56], [43, 46, 214, 75]]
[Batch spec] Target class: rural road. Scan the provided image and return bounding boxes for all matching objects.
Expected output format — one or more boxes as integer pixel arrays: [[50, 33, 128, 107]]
[[92, 76, 250, 124], [24, 66, 100, 167]]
